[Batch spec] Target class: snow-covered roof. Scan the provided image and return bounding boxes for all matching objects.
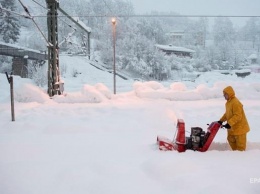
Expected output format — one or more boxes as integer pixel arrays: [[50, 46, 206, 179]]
[[155, 44, 195, 53]]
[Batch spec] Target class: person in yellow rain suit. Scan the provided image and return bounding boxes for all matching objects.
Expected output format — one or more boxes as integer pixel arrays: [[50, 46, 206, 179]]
[[218, 86, 250, 151]]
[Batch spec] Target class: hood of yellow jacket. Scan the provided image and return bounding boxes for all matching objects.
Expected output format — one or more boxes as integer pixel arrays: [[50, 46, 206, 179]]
[[223, 86, 235, 100]]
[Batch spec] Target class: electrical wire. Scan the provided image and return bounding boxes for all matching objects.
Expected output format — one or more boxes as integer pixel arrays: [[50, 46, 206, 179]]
[[17, 0, 89, 48], [58, 16, 77, 30], [17, 0, 52, 47], [101, 0, 115, 16], [31, 0, 48, 10], [0, 6, 31, 19], [25, 0, 78, 31], [1, 14, 259, 18], [101, 0, 122, 26]]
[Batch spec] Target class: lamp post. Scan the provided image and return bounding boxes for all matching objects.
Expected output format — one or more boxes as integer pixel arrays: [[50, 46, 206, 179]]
[[112, 17, 116, 94]]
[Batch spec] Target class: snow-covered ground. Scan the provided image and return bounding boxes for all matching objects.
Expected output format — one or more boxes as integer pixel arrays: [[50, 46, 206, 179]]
[[0, 55, 260, 194]]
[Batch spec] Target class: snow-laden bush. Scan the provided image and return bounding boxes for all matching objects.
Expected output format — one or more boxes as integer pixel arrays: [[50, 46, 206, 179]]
[[94, 83, 112, 99], [27, 61, 47, 87], [0, 61, 12, 73], [15, 83, 49, 103], [170, 82, 187, 91], [52, 83, 112, 103], [0, 56, 12, 73], [81, 85, 104, 103]]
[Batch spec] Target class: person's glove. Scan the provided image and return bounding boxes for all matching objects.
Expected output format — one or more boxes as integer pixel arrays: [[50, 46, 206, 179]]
[[217, 121, 223, 125], [223, 123, 231, 129]]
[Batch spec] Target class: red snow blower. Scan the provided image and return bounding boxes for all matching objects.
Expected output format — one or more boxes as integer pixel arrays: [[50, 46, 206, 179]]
[[157, 119, 221, 152]]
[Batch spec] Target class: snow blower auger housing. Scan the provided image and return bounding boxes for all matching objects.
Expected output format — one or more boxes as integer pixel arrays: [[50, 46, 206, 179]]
[[157, 119, 221, 152]]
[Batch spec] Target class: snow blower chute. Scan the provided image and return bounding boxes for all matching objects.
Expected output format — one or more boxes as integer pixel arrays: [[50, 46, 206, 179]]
[[157, 119, 221, 152]]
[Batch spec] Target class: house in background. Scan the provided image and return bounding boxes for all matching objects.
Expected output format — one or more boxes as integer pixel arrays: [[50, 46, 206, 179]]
[[166, 30, 185, 46], [245, 53, 260, 73], [155, 44, 195, 58], [166, 30, 206, 48], [248, 53, 258, 64], [194, 31, 206, 47]]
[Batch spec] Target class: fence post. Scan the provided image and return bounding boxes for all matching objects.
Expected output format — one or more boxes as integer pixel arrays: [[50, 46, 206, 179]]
[[5, 72, 15, 121]]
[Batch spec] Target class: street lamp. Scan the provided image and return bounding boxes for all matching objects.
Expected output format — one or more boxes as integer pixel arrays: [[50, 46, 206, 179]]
[[112, 17, 116, 94]]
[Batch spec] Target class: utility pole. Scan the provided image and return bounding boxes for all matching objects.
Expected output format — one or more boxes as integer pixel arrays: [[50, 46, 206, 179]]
[[45, 0, 91, 96], [46, 0, 61, 97]]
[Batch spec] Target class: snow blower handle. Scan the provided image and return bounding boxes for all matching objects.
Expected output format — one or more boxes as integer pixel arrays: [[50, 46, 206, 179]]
[[217, 121, 223, 125], [207, 121, 222, 126], [216, 121, 225, 128]]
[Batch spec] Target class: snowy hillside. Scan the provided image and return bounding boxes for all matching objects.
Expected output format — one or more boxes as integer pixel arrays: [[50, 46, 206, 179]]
[[0, 55, 260, 194]]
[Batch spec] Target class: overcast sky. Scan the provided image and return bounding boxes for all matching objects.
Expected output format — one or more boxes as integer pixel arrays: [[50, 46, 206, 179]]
[[130, 0, 260, 16], [129, 0, 260, 27]]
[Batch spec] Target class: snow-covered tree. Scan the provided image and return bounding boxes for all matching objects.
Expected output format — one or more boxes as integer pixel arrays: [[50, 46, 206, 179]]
[[195, 17, 208, 48], [134, 17, 166, 44], [213, 17, 235, 46], [243, 17, 260, 49], [213, 17, 236, 66], [0, 0, 20, 43], [6, 0, 252, 81], [27, 61, 47, 87]]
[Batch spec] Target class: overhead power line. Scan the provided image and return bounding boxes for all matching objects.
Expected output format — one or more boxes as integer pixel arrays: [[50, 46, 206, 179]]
[[17, 0, 52, 47], [1, 14, 260, 18], [31, 0, 48, 10], [0, 6, 30, 18], [68, 14, 260, 18], [58, 16, 76, 30]]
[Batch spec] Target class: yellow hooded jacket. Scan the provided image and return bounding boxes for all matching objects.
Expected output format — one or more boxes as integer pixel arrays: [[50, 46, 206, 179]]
[[220, 86, 250, 135]]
